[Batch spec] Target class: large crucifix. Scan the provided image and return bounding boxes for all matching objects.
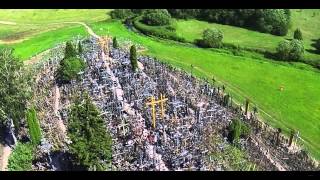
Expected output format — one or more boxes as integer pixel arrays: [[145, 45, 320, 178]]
[[145, 93, 168, 129]]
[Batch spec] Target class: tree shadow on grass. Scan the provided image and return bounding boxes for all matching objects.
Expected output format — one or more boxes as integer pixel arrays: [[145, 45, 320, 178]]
[[306, 39, 320, 55]]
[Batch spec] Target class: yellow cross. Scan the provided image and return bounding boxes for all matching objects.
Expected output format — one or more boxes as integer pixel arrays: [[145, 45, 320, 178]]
[[145, 94, 168, 129]]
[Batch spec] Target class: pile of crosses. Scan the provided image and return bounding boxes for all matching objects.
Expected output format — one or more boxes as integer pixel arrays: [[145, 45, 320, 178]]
[[31, 36, 319, 171]]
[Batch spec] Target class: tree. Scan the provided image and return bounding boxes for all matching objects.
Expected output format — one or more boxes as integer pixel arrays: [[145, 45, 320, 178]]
[[130, 45, 138, 72], [78, 41, 83, 54], [57, 57, 86, 83], [26, 107, 41, 145], [64, 41, 78, 59], [201, 28, 223, 48], [68, 93, 112, 171], [294, 28, 303, 40], [113, 37, 119, 49], [289, 39, 304, 61], [0, 48, 32, 129], [276, 39, 304, 61], [142, 9, 172, 26], [228, 118, 251, 143], [276, 40, 291, 60], [110, 9, 134, 20]]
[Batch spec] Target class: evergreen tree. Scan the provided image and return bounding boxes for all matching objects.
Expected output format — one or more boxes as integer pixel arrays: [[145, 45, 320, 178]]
[[113, 37, 119, 49], [130, 45, 138, 72], [78, 41, 83, 54], [294, 28, 303, 40], [68, 93, 112, 171], [64, 41, 78, 59]]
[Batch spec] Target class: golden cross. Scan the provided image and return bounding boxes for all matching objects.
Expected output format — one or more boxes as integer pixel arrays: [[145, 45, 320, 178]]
[[145, 94, 168, 129]]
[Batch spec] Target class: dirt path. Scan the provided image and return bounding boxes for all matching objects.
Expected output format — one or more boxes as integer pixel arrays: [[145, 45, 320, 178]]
[[53, 85, 66, 135], [0, 146, 12, 171]]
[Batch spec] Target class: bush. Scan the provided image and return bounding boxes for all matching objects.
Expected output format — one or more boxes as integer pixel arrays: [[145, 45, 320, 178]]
[[130, 45, 138, 72], [68, 93, 112, 170], [294, 28, 303, 40], [26, 107, 41, 145], [133, 17, 186, 42], [8, 142, 34, 171], [64, 41, 78, 59], [57, 57, 86, 83], [110, 9, 134, 20], [142, 9, 171, 26], [228, 118, 251, 143], [200, 28, 223, 48], [276, 39, 304, 61]]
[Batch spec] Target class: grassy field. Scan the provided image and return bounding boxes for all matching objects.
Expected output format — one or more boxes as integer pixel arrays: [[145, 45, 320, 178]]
[[174, 9, 320, 63], [0, 9, 111, 44], [0, 10, 319, 160]]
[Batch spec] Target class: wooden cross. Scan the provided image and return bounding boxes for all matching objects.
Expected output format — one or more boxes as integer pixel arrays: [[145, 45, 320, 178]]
[[117, 118, 129, 136], [145, 94, 168, 129]]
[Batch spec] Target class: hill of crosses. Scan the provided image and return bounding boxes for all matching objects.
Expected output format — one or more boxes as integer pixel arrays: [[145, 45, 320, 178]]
[[3, 35, 319, 171]]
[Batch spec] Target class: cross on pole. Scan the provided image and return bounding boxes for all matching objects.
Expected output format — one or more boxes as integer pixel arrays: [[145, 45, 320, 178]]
[[145, 94, 168, 129], [117, 118, 129, 136]]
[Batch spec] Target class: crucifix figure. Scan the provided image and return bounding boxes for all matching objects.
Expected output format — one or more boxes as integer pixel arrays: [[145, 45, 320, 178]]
[[145, 94, 168, 129]]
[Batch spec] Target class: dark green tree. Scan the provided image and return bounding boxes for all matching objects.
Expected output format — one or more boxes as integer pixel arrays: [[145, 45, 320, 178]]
[[294, 28, 303, 40], [57, 57, 86, 83], [68, 93, 112, 171], [130, 45, 138, 72], [78, 41, 83, 54], [110, 9, 134, 20], [113, 37, 119, 49], [228, 118, 251, 143], [0, 48, 32, 129], [8, 142, 35, 171], [64, 41, 78, 59]]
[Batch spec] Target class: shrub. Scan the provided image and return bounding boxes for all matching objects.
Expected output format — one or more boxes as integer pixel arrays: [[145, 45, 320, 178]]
[[200, 28, 223, 48], [228, 118, 251, 143], [130, 45, 138, 72], [8, 142, 34, 171], [294, 28, 303, 40], [110, 9, 134, 20], [68, 93, 112, 170], [276, 39, 304, 61], [142, 9, 171, 26], [26, 107, 41, 145], [57, 57, 86, 83]]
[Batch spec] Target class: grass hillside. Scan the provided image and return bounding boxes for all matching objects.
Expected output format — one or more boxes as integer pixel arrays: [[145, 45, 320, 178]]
[[175, 9, 320, 63], [0, 9, 111, 44], [0, 9, 319, 160]]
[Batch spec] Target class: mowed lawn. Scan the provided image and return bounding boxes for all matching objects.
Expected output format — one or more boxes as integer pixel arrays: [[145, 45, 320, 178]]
[[2, 18, 320, 160], [175, 9, 320, 63], [0, 9, 111, 43]]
